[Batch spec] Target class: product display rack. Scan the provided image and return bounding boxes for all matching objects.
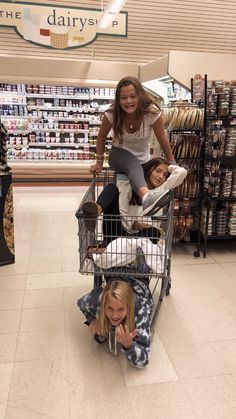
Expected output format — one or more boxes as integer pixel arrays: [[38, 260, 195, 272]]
[[0, 83, 115, 181], [163, 102, 205, 255], [200, 76, 236, 257], [170, 129, 204, 256]]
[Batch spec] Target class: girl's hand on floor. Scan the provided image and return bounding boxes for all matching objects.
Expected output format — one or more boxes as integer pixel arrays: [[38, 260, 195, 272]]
[[115, 324, 137, 349], [89, 319, 100, 335]]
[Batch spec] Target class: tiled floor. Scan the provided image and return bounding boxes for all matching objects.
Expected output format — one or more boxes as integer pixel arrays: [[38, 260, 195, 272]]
[[0, 186, 236, 419]]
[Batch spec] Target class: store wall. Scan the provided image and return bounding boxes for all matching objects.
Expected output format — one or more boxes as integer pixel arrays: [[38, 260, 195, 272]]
[[140, 51, 236, 89], [168, 51, 236, 88], [1, 0, 236, 66], [0, 55, 138, 86]]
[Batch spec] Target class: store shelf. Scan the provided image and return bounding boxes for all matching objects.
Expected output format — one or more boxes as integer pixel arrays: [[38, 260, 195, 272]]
[[26, 142, 91, 147], [28, 116, 90, 122], [26, 93, 114, 100], [28, 128, 89, 133], [0, 102, 26, 105], [200, 75, 236, 256], [0, 83, 115, 181], [0, 90, 24, 95], [7, 130, 29, 135], [27, 106, 98, 112], [203, 194, 236, 201], [26, 93, 90, 100], [1, 116, 28, 119], [206, 234, 236, 239]]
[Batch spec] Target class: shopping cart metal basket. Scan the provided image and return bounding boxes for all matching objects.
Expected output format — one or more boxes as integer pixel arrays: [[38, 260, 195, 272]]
[[75, 169, 174, 328]]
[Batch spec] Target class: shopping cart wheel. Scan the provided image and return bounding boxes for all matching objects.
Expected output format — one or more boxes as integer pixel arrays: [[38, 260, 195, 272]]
[[166, 280, 171, 296], [94, 334, 108, 344]]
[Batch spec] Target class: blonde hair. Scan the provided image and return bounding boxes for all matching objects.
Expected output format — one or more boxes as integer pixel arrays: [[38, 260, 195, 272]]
[[97, 280, 135, 335]]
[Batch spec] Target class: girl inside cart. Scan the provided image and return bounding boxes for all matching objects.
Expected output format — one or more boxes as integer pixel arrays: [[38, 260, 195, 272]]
[[83, 157, 187, 245], [90, 75, 175, 216], [77, 278, 153, 368]]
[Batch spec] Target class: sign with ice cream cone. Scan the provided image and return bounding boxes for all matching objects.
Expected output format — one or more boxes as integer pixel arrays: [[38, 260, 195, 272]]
[[0, 1, 128, 49]]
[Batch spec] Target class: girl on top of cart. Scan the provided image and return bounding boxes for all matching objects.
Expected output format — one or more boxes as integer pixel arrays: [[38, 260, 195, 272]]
[[77, 278, 153, 368], [89, 75, 175, 216], [83, 157, 187, 245]]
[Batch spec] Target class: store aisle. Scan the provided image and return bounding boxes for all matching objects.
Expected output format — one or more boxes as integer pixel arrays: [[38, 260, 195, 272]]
[[0, 186, 236, 419]]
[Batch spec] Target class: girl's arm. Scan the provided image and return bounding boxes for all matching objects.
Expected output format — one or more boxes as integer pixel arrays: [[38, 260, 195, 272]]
[[90, 113, 112, 173], [118, 181, 153, 232], [164, 164, 187, 190], [132, 221, 152, 230], [152, 115, 175, 163], [77, 287, 102, 324], [121, 296, 153, 368]]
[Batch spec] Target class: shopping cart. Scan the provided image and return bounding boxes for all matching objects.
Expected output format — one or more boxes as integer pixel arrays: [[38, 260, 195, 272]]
[[75, 169, 174, 329]]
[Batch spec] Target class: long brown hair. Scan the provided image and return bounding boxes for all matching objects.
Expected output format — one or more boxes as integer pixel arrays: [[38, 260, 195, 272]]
[[107, 76, 161, 144], [97, 280, 135, 335], [130, 157, 170, 205]]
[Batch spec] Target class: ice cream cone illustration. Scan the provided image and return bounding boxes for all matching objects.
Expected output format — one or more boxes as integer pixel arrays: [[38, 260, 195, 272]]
[[50, 27, 69, 49]]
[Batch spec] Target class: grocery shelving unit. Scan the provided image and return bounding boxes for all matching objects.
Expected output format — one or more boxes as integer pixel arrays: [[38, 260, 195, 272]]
[[162, 74, 236, 256], [0, 83, 115, 182], [200, 76, 236, 256], [163, 102, 205, 255], [170, 129, 204, 256]]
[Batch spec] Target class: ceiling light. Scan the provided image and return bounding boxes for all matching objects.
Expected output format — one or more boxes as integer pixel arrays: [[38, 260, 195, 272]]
[[98, 0, 127, 29]]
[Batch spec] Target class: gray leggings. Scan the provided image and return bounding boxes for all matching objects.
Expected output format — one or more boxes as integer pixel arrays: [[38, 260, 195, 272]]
[[108, 147, 147, 193]]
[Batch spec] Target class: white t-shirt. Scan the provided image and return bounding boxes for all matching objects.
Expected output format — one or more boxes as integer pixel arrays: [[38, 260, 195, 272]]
[[105, 107, 161, 163]]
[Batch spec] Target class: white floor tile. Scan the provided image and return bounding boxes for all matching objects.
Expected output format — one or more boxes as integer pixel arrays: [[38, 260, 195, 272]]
[[119, 332, 178, 386], [26, 271, 90, 289], [211, 340, 236, 374], [15, 329, 66, 362], [23, 288, 65, 309], [127, 381, 196, 419], [165, 341, 226, 380], [0, 334, 18, 363], [0, 310, 21, 334], [0, 290, 24, 310], [19, 307, 65, 333], [0, 185, 235, 419], [182, 375, 236, 419], [0, 363, 14, 400], [0, 274, 26, 291], [7, 358, 70, 419], [0, 403, 7, 419]]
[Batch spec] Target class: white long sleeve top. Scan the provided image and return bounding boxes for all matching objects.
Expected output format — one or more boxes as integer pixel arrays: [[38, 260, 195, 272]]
[[118, 164, 187, 233]]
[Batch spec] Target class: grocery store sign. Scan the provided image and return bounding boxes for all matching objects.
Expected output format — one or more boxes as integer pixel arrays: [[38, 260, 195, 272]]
[[0, 1, 128, 49]]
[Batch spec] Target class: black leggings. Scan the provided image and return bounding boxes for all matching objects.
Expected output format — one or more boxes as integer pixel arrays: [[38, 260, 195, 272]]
[[109, 147, 147, 193], [96, 183, 160, 245], [97, 183, 124, 244]]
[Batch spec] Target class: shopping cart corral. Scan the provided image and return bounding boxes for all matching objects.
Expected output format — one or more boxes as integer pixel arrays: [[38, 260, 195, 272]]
[[75, 169, 174, 329]]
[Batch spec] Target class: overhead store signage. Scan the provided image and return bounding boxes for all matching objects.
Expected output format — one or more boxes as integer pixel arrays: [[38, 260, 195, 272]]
[[0, 1, 128, 49]]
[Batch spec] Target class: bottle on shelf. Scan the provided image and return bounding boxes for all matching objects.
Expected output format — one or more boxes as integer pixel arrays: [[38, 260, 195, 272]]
[[3, 82, 114, 165]]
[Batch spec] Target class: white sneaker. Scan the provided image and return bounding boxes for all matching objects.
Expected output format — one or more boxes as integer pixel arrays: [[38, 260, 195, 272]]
[[142, 189, 173, 216]]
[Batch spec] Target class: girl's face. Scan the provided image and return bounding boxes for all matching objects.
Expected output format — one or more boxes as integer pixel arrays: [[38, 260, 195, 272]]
[[149, 164, 169, 188], [119, 84, 139, 114], [105, 295, 128, 326]]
